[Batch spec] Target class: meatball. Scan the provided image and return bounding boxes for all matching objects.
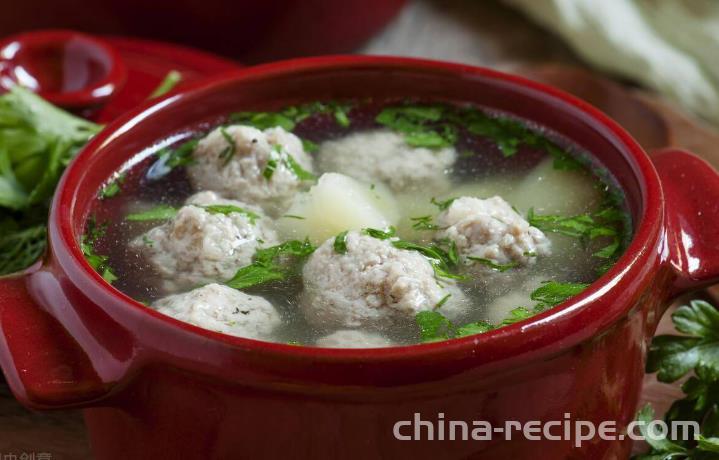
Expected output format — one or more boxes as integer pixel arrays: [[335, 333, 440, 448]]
[[315, 330, 394, 348], [317, 130, 456, 193], [187, 125, 315, 215], [152, 283, 281, 340], [301, 231, 467, 329], [435, 196, 551, 270], [131, 191, 279, 292]]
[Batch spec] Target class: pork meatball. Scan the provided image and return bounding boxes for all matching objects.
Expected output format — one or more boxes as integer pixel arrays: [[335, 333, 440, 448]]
[[187, 125, 315, 215], [131, 191, 279, 292], [317, 130, 456, 193], [315, 330, 394, 348], [152, 283, 281, 339], [435, 196, 551, 270], [301, 231, 467, 329]]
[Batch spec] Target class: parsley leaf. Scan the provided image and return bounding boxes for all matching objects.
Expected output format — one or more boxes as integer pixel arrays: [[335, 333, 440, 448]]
[[126, 205, 178, 221], [415, 311, 454, 342], [363, 226, 397, 240], [431, 196, 456, 211], [98, 172, 126, 199], [147, 138, 200, 179], [467, 256, 520, 272], [226, 239, 316, 290], [202, 204, 260, 224], [81, 218, 117, 284], [410, 215, 438, 231], [149, 70, 182, 99], [282, 153, 316, 181], [636, 299, 719, 460], [647, 300, 719, 383], [530, 281, 589, 309], [333, 230, 349, 254]]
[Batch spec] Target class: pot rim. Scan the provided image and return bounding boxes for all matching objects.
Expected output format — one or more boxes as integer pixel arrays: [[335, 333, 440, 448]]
[[52, 55, 663, 366]]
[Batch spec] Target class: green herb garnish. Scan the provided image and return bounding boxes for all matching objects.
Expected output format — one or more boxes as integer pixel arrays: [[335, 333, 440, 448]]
[[416, 311, 495, 342], [530, 281, 589, 309], [225, 239, 316, 290], [431, 196, 456, 211], [282, 153, 316, 181], [633, 300, 719, 459], [467, 256, 520, 272], [301, 139, 319, 153], [218, 127, 237, 165], [149, 70, 182, 98], [126, 205, 178, 222], [434, 293, 451, 310], [229, 101, 353, 132], [263, 158, 278, 180], [363, 226, 397, 240], [81, 218, 117, 284], [98, 172, 125, 199], [333, 230, 349, 254], [202, 204, 260, 224], [410, 215, 438, 231], [149, 138, 200, 178]]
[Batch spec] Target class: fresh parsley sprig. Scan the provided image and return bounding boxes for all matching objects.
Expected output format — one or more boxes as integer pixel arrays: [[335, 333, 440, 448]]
[[225, 239, 316, 290], [634, 300, 719, 459], [415, 280, 588, 342]]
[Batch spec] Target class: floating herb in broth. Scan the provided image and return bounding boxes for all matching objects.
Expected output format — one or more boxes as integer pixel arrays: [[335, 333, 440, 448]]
[[82, 99, 631, 347]]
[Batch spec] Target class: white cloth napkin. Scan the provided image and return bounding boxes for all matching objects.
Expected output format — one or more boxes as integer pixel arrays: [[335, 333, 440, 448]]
[[505, 0, 719, 125]]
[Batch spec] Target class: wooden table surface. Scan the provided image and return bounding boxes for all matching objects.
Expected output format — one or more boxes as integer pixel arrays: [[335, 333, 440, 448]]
[[2, 1, 718, 458]]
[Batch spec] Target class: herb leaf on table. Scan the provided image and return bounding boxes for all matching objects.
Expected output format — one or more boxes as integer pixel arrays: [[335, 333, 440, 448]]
[[0, 87, 101, 276], [634, 300, 719, 459]]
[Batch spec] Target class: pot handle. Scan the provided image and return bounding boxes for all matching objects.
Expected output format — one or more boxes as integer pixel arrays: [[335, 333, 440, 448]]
[[0, 272, 110, 409], [651, 149, 719, 295]]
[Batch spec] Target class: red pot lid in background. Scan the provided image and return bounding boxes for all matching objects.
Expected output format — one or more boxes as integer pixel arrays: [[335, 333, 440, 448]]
[[0, 0, 407, 64]]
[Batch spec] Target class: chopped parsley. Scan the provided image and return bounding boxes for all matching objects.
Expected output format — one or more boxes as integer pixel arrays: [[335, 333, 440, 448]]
[[218, 127, 237, 164], [203, 204, 260, 224], [126, 204, 259, 223], [431, 196, 456, 211], [225, 239, 316, 290], [410, 215, 438, 231], [81, 218, 117, 283], [263, 158, 278, 180], [149, 70, 182, 99], [333, 230, 349, 254], [527, 199, 628, 271], [376, 102, 581, 162], [414, 280, 588, 341], [282, 214, 306, 220], [363, 226, 397, 240], [467, 256, 520, 272], [147, 138, 200, 179], [530, 281, 589, 310], [301, 139, 319, 153], [229, 101, 354, 132], [434, 293, 451, 310], [126, 205, 178, 222], [282, 152, 316, 181], [98, 172, 126, 199]]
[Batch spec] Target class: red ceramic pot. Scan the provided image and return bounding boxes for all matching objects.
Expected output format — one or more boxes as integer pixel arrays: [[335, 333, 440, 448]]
[[0, 0, 407, 63], [1, 56, 719, 460]]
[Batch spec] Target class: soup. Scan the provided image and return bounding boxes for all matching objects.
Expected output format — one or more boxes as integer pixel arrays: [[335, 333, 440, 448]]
[[82, 100, 631, 348]]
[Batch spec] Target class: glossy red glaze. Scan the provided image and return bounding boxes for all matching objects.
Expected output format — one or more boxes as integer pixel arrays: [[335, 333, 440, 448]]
[[0, 0, 406, 63], [1, 56, 719, 459], [0, 30, 127, 109]]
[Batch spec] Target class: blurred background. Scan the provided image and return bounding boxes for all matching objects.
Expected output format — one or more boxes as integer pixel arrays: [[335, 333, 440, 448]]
[[1, 0, 718, 458]]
